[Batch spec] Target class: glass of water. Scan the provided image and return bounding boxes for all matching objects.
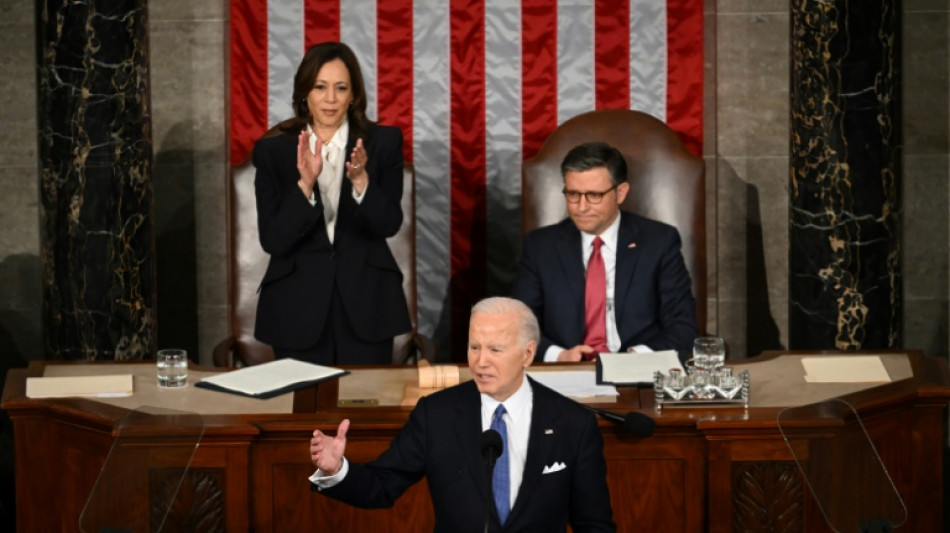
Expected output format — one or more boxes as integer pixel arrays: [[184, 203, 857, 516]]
[[157, 349, 188, 388], [693, 337, 725, 372]]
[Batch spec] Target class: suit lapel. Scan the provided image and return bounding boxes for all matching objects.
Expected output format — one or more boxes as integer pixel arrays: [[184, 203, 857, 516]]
[[614, 212, 641, 326], [556, 222, 586, 328], [509, 379, 560, 524], [454, 383, 496, 516], [335, 134, 357, 225]]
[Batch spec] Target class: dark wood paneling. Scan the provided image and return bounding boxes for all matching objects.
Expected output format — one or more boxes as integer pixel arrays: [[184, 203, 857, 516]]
[[4, 354, 948, 532]]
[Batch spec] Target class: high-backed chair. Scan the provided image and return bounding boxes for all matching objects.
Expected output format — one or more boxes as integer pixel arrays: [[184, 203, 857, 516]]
[[521, 109, 706, 331], [213, 130, 431, 367]]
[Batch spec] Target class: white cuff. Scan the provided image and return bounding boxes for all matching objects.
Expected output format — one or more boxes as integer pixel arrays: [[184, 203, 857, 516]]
[[543, 345, 564, 363], [308, 457, 349, 490], [352, 181, 368, 203]]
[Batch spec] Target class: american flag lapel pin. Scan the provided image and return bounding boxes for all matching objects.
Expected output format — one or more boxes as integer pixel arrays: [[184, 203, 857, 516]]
[[545, 429, 554, 435], [628, 242, 637, 249]]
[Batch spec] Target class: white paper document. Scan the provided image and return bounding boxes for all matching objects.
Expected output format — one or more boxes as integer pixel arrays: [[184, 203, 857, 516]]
[[527, 370, 618, 398], [197, 358, 347, 397], [802, 356, 891, 383], [598, 350, 684, 384], [26, 374, 134, 399]]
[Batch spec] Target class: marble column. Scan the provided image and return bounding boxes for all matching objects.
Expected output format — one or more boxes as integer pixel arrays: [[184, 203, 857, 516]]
[[37, 0, 155, 360], [789, 0, 901, 350]]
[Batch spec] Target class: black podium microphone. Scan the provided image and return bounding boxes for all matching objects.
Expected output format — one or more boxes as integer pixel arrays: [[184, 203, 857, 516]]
[[480, 429, 503, 533], [481, 429, 503, 470], [583, 405, 656, 437]]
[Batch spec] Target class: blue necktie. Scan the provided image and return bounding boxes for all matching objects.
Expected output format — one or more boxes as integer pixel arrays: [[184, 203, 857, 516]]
[[491, 404, 510, 525]]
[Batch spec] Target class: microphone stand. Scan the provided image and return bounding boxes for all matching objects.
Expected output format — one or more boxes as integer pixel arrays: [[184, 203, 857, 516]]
[[577, 402, 656, 437], [484, 452, 497, 533], [481, 429, 502, 533]]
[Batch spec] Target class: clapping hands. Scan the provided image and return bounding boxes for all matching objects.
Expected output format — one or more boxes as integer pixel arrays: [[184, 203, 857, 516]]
[[296, 131, 322, 198], [346, 138, 369, 194]]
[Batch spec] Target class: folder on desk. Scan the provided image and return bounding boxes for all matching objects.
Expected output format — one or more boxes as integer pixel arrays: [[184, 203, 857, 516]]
[[195, 358, 349, 399], [801, 356, 891, 383], [26, 374, 134, 399], [596, 350, 684, 386]]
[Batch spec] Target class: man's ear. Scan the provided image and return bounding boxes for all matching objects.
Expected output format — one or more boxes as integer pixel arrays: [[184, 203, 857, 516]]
[[523, 340, 537, 366], [616, 182, 630, 204]]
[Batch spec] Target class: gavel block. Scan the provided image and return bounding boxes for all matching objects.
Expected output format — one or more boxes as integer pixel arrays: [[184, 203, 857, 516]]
[[401, 360, 461, 406]]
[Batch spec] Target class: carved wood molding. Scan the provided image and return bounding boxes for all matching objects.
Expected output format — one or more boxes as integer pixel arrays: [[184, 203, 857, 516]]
[[150, 468, 226, 532], [733, 461, 804, 532]]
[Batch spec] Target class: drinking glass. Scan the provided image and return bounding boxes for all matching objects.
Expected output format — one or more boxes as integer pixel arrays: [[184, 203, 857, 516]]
[[693, 337, 725, 372], [667, 368, 685, 389], [718, 367, 739, 390], [157, 349, 188, 388], [690, 369, 712, 399]]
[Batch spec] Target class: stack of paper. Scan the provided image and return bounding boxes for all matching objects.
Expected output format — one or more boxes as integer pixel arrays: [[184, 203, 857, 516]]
[[597, 350, 684, 385], [26, 374, 134, 399], [196, 358, 348, 399], [528, 370, 617, 398], [801, 356, 891, 383]]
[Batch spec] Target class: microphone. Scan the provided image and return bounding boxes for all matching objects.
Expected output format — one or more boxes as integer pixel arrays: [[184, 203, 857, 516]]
[[480, 429, 503, 533], [480, 429, 503, 470], [583, 405, 656, 437]]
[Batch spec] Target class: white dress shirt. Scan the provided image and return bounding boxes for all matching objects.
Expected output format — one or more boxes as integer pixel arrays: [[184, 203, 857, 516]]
[[479, 377, 533, 510], [305, 120, 366, 242]]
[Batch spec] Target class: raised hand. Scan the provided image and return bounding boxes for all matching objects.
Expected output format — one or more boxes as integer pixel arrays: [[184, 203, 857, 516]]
[[558, 345, 595, 362], [310, 419, 350, 475], [346, 138, 369, 194], [297, 130, 323, 198]]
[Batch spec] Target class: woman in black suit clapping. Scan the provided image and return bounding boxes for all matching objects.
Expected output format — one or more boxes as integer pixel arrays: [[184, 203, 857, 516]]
[[252, 42, 410, 365]]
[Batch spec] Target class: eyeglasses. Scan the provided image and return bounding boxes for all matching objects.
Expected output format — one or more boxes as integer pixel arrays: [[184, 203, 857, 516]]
[[562, 185, 618, 204]]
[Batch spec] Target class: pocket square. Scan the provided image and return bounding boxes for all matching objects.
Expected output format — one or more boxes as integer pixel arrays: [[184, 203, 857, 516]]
[[542, 461, 566, 474]]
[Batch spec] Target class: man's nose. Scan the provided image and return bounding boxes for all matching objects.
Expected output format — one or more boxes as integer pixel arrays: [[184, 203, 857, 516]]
[[472, 349, 489, 365]]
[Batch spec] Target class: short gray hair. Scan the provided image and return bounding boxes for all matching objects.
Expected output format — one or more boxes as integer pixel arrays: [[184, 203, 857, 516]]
[[471, 297, 540, 347]]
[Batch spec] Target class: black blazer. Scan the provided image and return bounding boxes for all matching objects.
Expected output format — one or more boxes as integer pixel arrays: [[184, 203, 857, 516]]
[[315, 379, 615, 533], [512, 211, 697, 361], [252, 124, 411, 351]]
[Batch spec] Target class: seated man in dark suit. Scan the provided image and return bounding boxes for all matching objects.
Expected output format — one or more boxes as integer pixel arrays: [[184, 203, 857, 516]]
[[308, 297, 615, 532], [512, 141, 697, 363]]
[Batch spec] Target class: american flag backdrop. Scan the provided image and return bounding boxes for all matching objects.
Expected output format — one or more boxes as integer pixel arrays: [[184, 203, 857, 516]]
[[230, 0, 703, 357]]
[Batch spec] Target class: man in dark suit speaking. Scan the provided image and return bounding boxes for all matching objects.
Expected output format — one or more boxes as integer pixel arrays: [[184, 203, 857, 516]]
[[512, 141, 697, 363], [308, 297, 615, 532]]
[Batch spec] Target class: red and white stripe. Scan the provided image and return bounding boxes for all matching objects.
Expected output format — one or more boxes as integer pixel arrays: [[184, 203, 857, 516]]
[[230, 0, 703, 353]]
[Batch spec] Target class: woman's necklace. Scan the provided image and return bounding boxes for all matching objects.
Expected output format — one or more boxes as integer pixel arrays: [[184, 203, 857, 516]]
[[315, 127, 337, 145]]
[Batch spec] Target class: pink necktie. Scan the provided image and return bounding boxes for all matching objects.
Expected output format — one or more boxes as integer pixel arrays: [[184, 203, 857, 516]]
[[583, 237, 609, 358]]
